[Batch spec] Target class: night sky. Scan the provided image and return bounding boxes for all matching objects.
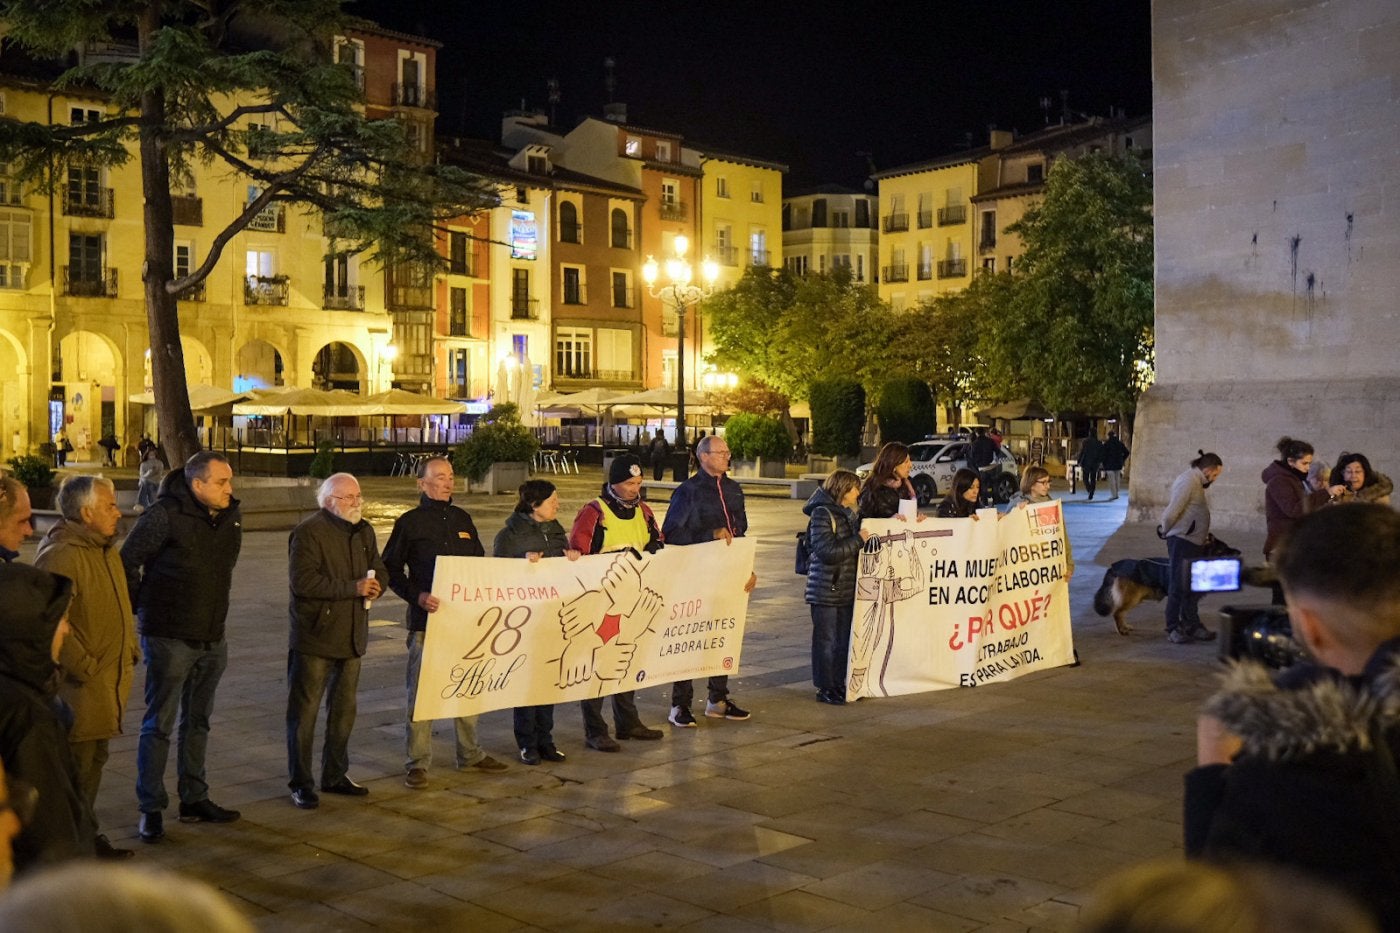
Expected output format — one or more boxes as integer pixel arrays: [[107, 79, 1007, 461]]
[[350, 0, 1152, 191]]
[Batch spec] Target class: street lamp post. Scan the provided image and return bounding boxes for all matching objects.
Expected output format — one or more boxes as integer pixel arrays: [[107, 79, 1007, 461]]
[[642, 235, 718, 453]]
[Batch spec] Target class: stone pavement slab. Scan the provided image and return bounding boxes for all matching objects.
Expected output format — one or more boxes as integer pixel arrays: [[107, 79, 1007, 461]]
[[20, 473, 1261, 931]]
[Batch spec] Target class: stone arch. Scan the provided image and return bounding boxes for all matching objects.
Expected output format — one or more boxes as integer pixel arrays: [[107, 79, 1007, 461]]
[[57, 329, 123, 462], [311, 340, 366, 393], [235, 338, 287, 391], [180, 336, 213, 386], [0, 328, 28, 458]]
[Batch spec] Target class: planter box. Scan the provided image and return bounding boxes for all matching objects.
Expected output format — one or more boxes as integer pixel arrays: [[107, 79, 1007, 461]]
[[807, 454, 860, 474], [469, 461, 529, 495], [730, 457, 787, 479]]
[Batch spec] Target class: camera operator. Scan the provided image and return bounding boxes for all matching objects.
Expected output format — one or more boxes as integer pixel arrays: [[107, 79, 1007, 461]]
[[1184, 504, 1400, 929]]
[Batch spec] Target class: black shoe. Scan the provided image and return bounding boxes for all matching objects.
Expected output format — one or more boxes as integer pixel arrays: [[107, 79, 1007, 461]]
[[816, 690, 846, 705], [178, 799, 241, 823], [138, 811, 164, 843], [585, 734, 621, 752], [616, 725, 664, 740], [321, 778, 369, 796], [95, 833, 135, 860], [291, 787, 320, 809], [539, 746, 566, 762], [520, 747, 541, 766], [1186, 624, 1218, 642]]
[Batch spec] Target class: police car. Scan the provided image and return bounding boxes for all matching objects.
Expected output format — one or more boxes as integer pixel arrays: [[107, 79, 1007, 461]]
[[856, 435, 1020, 505]]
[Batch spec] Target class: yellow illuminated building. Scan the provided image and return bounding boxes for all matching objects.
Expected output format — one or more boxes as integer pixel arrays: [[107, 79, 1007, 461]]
[[872, 153, 981, 310]]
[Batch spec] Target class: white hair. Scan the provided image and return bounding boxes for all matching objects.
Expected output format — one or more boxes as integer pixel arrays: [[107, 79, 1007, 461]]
[[56, 474, 114, 523], [0, 863, 253, 933], [316, 472, 358, 508]]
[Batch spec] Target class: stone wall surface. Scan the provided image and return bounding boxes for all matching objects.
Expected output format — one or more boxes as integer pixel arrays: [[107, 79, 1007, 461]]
[[1136, 0, 1400, 530]]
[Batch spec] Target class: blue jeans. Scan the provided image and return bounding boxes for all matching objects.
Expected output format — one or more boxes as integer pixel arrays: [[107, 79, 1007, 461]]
[[136, 636, 228, 812], [1165, 536, 1205, 633], [811, 603, 854, 695], [405, 631, 482, 770], [286, 650, 361, 791]]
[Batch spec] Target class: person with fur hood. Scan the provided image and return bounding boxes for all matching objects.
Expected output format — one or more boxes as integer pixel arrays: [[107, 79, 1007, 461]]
[[1184, 504, 1400, 930], [1328, 452, 1393, 507]]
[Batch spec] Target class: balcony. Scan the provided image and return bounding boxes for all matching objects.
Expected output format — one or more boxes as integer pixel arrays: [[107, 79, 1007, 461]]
[[659, 199, 687, 222], [171, 195, 203, 226], [937, 259, 968, 279], [749, 249, 770, 267], [917, 210, 933, 228], [323, 285, 365, 310], [388, 284, 432, 310], [448, 320, 469, 338], [917, 263, 933, 281], [511, 297, 539, 320], [559, 221, 581, 244], [393, 82, 436, 110], [610, 229, 632, 249], [979, 234, 997, 252], [713, 244, 738, 267], [447, 257, 473, 276], [612, 285, 634, 309], [64, 267, 117, 297], [937, 205, 967, 226], [882, 264, 908, 283], [562, 283, 587, 305], [176, 282, 206, 302], [244, 277, 289, 305], [247, 204, 285, 232], [881, 213, 908, 233], [64, 188, 114, 219]]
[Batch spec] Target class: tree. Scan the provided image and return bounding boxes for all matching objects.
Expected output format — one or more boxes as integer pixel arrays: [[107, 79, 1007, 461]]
[[889, 275, 1004, 426], [0, 0, 497, 465], [705, 266, 893, 403], [999, 153, 1154, 414]]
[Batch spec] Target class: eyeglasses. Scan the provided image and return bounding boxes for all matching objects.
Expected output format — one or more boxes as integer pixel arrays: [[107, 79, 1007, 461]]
[[331, 494, 363, 503], [702, 449, 732, 458], [1034, 478, 1052, 486], [2, 778, 38, 827]]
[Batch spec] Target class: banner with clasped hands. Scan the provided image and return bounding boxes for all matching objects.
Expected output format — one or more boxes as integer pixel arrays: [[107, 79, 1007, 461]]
[[412, 537, 758, 719]]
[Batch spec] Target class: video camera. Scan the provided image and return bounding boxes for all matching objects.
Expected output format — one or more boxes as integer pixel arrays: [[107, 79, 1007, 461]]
[[1189, 556, 1307, 669]]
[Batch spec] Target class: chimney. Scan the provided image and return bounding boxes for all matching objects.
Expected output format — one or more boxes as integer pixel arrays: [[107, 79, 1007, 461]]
[[603, 101, 627, 123]]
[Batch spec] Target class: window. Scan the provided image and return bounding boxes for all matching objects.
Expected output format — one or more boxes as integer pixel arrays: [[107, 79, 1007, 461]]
[[173, 240, 193, 279], [67, 233, 105, 295], [246, 249, 276, 280], [786, 255, 808, 276], [610, 208, 630, 248], [1006, 256, 1015, 272], [750, 181, 764, 203], [655, 141, 671, 162], [716, 176, 729, 198], [1124, 135, 1135, 150], [449, 287, 468, 336], [980, 210, 997, 251], [833, 254, 851, 271], [818, 254, 826, 273], [982, 257, 996, 273], [855, 199, 870, 228], [0, 163, 21, 205], [856, 254, 865, 281], [749, 229, 767, 266], [515, 186, 528, 206], [611, 271, 631, 308], [812, 199, 827, 228], [446, 348, 470, 397], [831, 210, 849, 228], [512, 268, 534, 318], [67, 166, 103, 213], [1027, 163, 1045, 183], [596, 328, 633, 379], [399, 54, 423, 105], [624, 136, 641, 156], [335, 38, 364, 89], [0, 209, 33, 268], [70, 107, 101, 125], [715, 224, 734, 265], [555, 327, 592, 378], [660, 180, 678, 207], [324, 251, 354, 305], [562, 266, 584, 304], [527, 154, 548, 174], [559, 202, 580, 244], [449, 231, 469, 274]]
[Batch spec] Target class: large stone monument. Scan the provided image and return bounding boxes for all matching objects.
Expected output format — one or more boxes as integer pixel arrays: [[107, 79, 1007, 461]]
[[1133, 0, 1400, 533]]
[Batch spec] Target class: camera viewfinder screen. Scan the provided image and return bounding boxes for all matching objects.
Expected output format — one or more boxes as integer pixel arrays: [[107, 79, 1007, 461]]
[[1191, 558, 1242, 593]]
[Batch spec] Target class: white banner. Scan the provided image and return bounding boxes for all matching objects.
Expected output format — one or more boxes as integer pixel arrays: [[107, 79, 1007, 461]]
[[849, 501, 1074, 697], [413, 538, 757, 718]]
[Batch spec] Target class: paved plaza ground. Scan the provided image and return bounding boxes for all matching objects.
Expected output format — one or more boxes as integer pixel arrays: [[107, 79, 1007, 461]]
[[17, 468, 1271, 931]]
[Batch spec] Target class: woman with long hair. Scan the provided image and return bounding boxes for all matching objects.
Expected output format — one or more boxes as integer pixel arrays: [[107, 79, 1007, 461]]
[[802, 470, 874, 704], [1329, 452, 1393, 506], [493, 479, 580, 765], [858, 442, 915, 520], [1161, 450, 1224, 643], [935, 468, 982, 518]]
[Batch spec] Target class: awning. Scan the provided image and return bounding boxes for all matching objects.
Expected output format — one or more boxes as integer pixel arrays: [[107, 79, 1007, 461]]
[[128, 384, 250, 412]]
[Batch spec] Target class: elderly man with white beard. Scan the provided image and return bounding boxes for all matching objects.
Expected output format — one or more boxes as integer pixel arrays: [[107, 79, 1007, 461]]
[[285, 473, 388, 810]]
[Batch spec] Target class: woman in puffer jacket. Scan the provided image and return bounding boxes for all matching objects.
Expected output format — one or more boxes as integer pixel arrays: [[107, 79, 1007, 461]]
[[803, 470, 873, 705]]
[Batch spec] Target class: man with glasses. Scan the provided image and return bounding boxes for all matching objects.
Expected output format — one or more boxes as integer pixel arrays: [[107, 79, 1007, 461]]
[[121, 451, 242, 843], [383, 457, 508, 789], [285, 473, 388, 810], [661, 435, 758, 727]]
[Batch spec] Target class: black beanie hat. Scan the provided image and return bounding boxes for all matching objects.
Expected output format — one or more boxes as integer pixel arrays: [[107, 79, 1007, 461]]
[[608, 454, 643, 486]]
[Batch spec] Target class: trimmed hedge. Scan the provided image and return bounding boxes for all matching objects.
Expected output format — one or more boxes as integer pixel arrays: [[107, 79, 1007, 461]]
[[809, 379, 865, 457], [876, 376, 937, 443], [722, 413, 791, 461]]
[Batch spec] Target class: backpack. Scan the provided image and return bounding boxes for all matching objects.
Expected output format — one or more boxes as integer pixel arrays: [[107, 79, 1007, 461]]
[[795, 507, 838, 575]]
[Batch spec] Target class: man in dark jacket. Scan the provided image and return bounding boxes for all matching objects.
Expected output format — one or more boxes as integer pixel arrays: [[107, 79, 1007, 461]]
[[660, 435, 757, 727], [1099, 431, 1130, 501], [0, 476, 34, 562], [1185, 505, 1400, 929], [967, 428, 1001, 506], [286, 472, 389, 810], [120, 451, 242, 843], [0, 563, 94, 874], [383, 457, 507, 790]]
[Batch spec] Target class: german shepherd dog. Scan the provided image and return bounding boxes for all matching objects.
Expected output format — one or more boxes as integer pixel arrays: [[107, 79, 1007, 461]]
[[1092, 535, 1244, 635]]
